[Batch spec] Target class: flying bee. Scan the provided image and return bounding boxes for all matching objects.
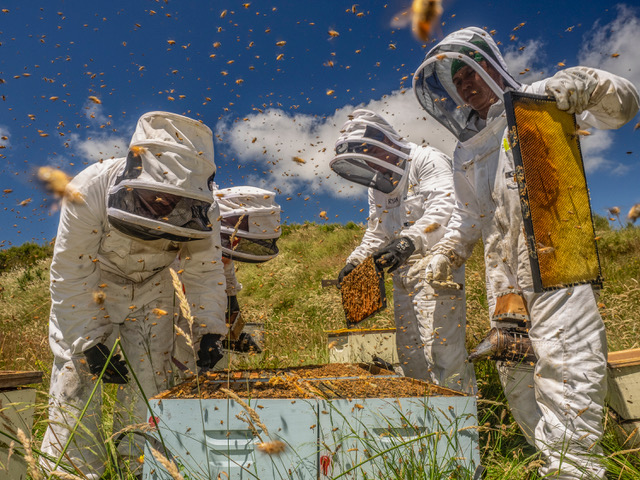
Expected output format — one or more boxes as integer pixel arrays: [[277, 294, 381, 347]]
[[423, 222, 440, 233], [37, 166, 83, 204], [569, 128, 591, 140], [536, 241, 555, 255], [628, 203, 640, 223], [391, 1, 443, 42], [257, 440, 287, 455], [411, 0, 443, 41]]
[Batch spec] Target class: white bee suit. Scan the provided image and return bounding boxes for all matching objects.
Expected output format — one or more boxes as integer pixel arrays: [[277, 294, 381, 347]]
[[332, 111, 475, 394], [413, 27, 640, 479], [40, 112, 226, 479]]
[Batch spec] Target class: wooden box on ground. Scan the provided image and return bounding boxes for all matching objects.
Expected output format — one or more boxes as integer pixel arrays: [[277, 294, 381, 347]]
[[0, 371, 43, 480], [607, 348, 640, 449], [142, 364, 480, 480], [607, 348, 640, 420], [327, 328, 398, 366]]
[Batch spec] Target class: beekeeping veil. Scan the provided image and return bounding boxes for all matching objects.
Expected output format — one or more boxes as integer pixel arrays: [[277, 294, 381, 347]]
[[217, 186, 281, 263], [413, 27, 520, 142], [330, 109, 412, 196], [107, 111, 217, 242]]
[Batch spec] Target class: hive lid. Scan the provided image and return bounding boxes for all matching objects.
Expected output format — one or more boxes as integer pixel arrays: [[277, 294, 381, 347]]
[[608, 348, 640, 369], [325, 327, 397, 336], [0, 370, 43, 389]]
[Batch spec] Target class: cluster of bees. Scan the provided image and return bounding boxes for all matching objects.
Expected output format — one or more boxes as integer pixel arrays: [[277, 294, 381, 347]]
[[340, 256, 385, 324]]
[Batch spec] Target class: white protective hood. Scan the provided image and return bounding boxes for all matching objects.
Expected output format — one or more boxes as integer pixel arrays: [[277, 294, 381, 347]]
[[216, 186, 281, 263], [107, 111, 217, 241], [413, 27, 520, 142], [330, 109, 413, 196]]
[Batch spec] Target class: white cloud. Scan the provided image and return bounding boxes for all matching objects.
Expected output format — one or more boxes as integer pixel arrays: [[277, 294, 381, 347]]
[[215, 89, 456, 196], [0, 125, 9, 147], [579, 4, 640, 89], [575, 4, 640, 175], [502, 39, 548, 84], [579, 129, 630, 174], [82, 98, 110, 125], [69, 132, 129, 163]]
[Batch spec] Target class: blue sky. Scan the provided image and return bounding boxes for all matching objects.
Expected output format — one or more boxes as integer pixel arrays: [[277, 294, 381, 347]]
[[1, 1, 639, 247]]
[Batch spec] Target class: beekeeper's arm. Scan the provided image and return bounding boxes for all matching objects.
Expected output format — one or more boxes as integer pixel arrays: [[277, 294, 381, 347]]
[[223, 258, 242, 296], [426, 160, 484, 279], [543, 66, 639, 129], [180, 202, 227, 339], [401, 146, 457, 255], [345, 188, 392, 266], [49, 164, 114, 358]]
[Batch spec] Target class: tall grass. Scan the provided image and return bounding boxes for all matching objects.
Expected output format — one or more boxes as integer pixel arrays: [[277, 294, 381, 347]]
[[1, 222, 639, 479]]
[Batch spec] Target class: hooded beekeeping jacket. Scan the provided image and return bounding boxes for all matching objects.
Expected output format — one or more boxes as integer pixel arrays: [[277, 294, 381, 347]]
[[413, 26, 639, 479], [330, 109, 475, 394], [48, 111, 227, 360], [330, 109, 457, 264], [413, 26, 639, 296]]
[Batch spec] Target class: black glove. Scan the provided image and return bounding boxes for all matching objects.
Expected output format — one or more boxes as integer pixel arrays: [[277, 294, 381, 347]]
[[226, 295, 240, 323], [372, 237, 416, 273], [197, 334, 224, 371], [84, 343, 129, 384], [223, 332, 263, 354], [338, 263, 356, 284]]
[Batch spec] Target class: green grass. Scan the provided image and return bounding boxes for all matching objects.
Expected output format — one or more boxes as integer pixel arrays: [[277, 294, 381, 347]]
[[1, 222, 640, 479]]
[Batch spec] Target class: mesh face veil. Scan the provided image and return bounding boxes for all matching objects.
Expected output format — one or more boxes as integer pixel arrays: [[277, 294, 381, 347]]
[[106, 112, 217, 242], [216, 186, 281, 263], [330, 109, 412, 195], [412, 27, 520, 142]]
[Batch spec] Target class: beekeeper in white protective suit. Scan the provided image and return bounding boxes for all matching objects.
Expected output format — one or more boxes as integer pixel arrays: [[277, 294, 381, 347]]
[[412, 26, 639, 479], [40, 111, 227, 479], [330, 109, 476, 394], [174, 186, 281, 368], [219, 186, 281, 350]]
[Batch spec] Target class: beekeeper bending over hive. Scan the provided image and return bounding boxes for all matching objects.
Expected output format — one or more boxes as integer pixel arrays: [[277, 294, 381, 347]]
[[175, 185, 281, 366], [330, 109, 476, 394], [40, 111, 227, 479], [412, 26, 639, 479]]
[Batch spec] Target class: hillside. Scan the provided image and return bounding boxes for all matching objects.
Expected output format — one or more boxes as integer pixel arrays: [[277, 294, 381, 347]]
[[3, 221, 638, 373]]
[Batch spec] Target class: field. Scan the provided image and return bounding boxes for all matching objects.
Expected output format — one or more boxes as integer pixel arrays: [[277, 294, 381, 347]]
[[1, 220, 639, 479]]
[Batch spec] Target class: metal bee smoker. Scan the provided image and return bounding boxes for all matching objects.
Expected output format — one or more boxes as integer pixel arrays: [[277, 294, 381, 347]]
[[468, 292, 536, 363]]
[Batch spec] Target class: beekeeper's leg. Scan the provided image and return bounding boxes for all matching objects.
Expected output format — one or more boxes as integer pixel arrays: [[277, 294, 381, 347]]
[[494, 359, 539, 444], [40, 356, 106, 480], [526, 285, 607, 480], [482, 277, 541, 446], [112, 271, 177, 467], [395, 265, 476, 394]]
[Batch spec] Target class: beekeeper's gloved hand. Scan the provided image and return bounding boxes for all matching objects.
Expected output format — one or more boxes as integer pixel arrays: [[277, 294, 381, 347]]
[[545, 68, 598, 115], [424, 253, 452, 282], [226, 295, 240, 322], [224, 332, 263, 354], [372, 237, 415, 273], [84, 343, 129, 384], [338, 263, 356, 284], [197, 334, 224, 371]]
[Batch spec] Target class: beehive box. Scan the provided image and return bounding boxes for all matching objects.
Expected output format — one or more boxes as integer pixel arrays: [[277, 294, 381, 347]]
[[609, 410, 640, 450], [142, 364, 480, 480], [0, 371, 43, 480], [327, 328, 398, 366], [607, 348, 640, 420]]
